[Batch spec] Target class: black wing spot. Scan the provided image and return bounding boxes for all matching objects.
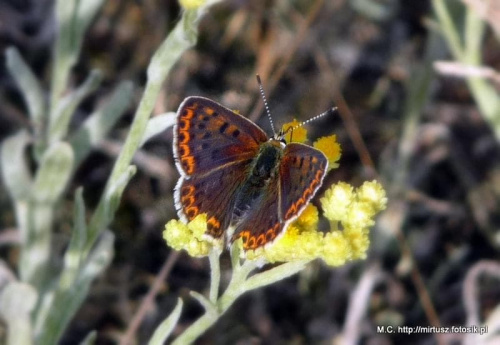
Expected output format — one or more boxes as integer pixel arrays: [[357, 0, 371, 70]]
[[201, 143, 210, 150], [219, 122, 229, 134], [202, 132, 211, 139], [212, 111, 219, 117], [197, 123, 206, 130], [299, 157, 304, 168], [202, 116, 210, 121], [232, 129, 240, 138], [211, 148, 220, 159]]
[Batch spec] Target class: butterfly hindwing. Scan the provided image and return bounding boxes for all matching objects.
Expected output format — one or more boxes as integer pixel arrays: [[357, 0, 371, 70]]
[[175, 159, 253, 239], [174, 97, 268, 177], [279, 143, 328, 222], [230, 173, 282, 250]]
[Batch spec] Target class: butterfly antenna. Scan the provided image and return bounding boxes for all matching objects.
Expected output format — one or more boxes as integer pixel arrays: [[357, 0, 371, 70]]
[[285, 107, 338, 135], [256, 74, 277, 136]]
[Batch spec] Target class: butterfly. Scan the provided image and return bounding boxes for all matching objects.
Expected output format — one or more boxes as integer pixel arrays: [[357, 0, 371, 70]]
[[173, 91, 329, 250]]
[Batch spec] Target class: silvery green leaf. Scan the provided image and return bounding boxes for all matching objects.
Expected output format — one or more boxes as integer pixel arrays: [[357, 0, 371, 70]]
[[59, 187, 87, 289], [1, 130, 32, 201], [35, 231, 114, 345], [190, 291, 216, 313], [70, 81, 134, 165], [0, 260, 17, 290], [79, 331, 97, 345], [148, 298, 183, 345], [6, 48, 45, 131], [51, 0, 105, 108], [104, 165, 137, 223], [140, 112, 176, 147], [0, 282, 37, 345], [242, 260, 309, 292], [49, 70, 102, 143], [32, 142, 74, 204]]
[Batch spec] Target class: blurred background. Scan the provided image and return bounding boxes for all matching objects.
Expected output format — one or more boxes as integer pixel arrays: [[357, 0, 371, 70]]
[[1, 0, 499, 344]]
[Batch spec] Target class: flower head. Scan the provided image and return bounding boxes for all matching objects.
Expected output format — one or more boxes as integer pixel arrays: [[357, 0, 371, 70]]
[[314, 135, 342, 170], [164, 214, 221, 257], [281, 119, 308, 144]]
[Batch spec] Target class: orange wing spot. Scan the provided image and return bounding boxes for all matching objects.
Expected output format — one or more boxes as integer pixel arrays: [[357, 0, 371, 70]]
[[204, 107, 214, 115], [178, 131, 190, 144], [266, 228, 276, 241], [186, 206, 199, 219], [247, 236, 257, 249], [255, 234, 266, 247], [207, 216, 220, 230], [295, 198, 305, 211], [181, 156, 195, 174], [312, 157, 318, 164], [285, 204, 297, 220], [303, 188, 312, 201], [178, 143, 191, 158], [179, 119, 191, 130], [181, 185, 195, 196], [181, 195, 194, 207], [207, 216, 222, 237], [239, 231, 250, 244], [182, 107, 195, 119]]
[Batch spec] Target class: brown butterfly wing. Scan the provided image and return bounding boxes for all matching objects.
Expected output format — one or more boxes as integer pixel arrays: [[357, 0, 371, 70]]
[[175, 159, 253, 239], [174, 96, 268, 177], [174, 96, 269, 239], [279, 143, 328, 223], [230, 172, 282, 249], [230, 143, 327, 250]]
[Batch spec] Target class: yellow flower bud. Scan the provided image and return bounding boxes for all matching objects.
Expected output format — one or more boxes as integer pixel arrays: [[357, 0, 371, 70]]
[[314, 135, 341, 170], [281, 119, 308, 144]]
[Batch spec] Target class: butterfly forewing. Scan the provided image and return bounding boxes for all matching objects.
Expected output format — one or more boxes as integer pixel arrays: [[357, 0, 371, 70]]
[[174, 97, 268, 177], [279, 143, 328, 222], [174, 96, 269, 239]]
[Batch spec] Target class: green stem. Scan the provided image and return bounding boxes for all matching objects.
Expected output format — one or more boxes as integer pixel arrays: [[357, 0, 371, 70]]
[[172, 258, 257, 344], [208, 249, 221, 303]]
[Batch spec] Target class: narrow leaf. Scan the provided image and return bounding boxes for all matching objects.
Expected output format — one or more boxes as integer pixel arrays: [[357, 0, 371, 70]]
[[59, 187, 87, 289], [140, 112, 176, 147], [50, 70, 102, 143], [33, 142, 74, 204], [148, 298, 184, 345], [70, 81, 134, 165], [0, 282, 37, 345], [6, 48, 45, 130], [242, 261, 309, 292], [1, 130, 32, 201], [79, 331, 97, 345], [35, 231, 114, 345]]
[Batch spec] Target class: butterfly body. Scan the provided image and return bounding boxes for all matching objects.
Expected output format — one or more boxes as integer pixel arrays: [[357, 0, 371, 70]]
[[173, 96, 328, 250]]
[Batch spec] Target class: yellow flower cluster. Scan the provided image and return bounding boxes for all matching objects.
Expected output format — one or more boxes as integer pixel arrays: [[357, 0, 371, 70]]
[[281, 121, 342, 169], [163, 214, 221, 257], [245, 180, 387, 266]]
